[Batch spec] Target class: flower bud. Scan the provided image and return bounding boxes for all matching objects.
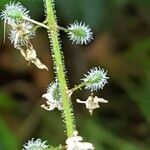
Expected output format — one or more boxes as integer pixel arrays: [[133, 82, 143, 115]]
[[67, 21, 93, 45]]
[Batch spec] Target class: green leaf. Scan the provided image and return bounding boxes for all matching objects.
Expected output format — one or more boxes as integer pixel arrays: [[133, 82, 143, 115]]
[[0, 116, 20, 150]]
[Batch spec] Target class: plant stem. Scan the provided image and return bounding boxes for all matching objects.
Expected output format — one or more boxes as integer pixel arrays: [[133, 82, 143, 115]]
[[70, 82, 87, 93], [44, 0, 75, 137], [57, 25, 68, 32], [24, 17, 69, 32], [23, 17, 49, 29]]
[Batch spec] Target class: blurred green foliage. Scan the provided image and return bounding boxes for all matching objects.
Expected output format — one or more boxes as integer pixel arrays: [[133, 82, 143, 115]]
[[123, 38, 150, 123], [0, 116, 19, 149], [0, 0, 150, 150], [0, 93, 19, 150]]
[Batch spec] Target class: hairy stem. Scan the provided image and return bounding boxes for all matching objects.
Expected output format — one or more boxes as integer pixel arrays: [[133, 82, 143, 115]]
[[44, 0, 75, 137], [70, 82, 87, 93], [57, 25, 68, 32], [24, 17, 69, 33]]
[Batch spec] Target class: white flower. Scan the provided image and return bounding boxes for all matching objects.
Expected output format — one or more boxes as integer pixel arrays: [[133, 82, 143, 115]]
[[81, 67, 109, 91], [0, 2, 30, 25], [41, 81, 62, 111], [22, 138, 49, 150], [67, 21, 93, 45], [77, 95, 108, 115], [9, 21, 35, 47], [66, 131, 94, 150]]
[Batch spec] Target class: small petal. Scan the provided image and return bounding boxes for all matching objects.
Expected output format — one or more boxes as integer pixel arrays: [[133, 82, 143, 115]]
[[77, 95, 108, 115], [41, 81, 62, 111], [66, 131, 94, 150], [18, 46, 48, 71], [94, 96, 108, 103]]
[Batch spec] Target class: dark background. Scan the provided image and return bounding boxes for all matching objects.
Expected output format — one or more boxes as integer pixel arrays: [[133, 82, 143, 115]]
[[0, 0, 150, 149]]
